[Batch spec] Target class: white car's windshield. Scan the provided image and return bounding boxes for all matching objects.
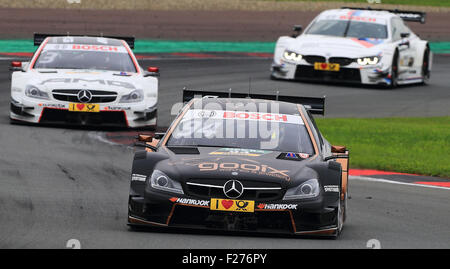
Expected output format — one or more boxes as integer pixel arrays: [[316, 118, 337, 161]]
[[34, 44, 136, 72], [307, 19, 388, 39]]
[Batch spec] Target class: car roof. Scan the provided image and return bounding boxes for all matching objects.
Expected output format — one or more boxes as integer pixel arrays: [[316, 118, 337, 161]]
[[318, 8, 396, 23], [46, 36, 125, 47], [190, 97, 303, 116]]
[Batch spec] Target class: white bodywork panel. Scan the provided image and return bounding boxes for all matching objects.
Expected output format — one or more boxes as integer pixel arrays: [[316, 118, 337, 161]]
[[10, 37, 158, 127], [271, 9, 431, 86]]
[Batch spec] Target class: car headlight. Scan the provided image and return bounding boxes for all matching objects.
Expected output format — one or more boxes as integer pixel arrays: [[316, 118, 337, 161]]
[[283, 178, 320, 200], [149, 170, 184, 194], [356, 56, 380, 66], [283, 50, 303, 62], [25, 85, 49, 100], [119, 89, 144, 103]]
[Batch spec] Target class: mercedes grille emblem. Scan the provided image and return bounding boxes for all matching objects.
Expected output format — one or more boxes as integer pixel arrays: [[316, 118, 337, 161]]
[[77, 90, 93, 103], [223, 180, 244, 199]]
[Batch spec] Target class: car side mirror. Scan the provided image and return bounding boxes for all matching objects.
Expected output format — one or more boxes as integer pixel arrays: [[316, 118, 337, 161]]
[[399, 39, 410, 48], [292, 25, 303, 37], [135, 134, 158, 151], [137, 134, 153, 143], [10, 61, 23, 72], [145, 66, 160, 77], [331, 145, 347, 153], [400, 32, 410, 38]]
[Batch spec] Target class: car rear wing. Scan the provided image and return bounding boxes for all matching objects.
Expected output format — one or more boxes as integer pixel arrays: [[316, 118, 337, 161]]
[[182, 89, 326, 115], [341, 7, 426, 24], [33, 33, 135, 49]]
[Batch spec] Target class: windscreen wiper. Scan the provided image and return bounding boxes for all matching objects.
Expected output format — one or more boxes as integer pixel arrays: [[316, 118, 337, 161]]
[[343, 14, 354, 37]]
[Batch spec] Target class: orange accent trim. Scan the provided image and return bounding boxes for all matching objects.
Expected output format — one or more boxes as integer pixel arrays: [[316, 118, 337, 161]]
[[165, 203, 210, 225], [121, 40, 140, 74], [297, 105, 319, 160], [161, 99, 195, 146], [29, 37, 49, 70], [333, 150, 349, 200], [295, 228, 337, 235], [128, 216, 167, 227], [166, 204, 177, 225]]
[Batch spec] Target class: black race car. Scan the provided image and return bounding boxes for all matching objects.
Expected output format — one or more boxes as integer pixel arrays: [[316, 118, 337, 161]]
[[128, 89, 349, 238]]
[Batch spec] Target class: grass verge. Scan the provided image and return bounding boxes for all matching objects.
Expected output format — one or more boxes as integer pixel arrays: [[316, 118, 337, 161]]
[[315, 117, 450, 178]]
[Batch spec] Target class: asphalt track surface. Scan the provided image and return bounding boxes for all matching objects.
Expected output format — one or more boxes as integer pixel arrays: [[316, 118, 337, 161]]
[[0, 56, 449, 249]]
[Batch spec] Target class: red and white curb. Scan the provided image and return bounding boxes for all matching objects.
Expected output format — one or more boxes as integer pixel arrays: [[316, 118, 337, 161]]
[[350, 176, 450, 190], [349, 169, 450, 190]]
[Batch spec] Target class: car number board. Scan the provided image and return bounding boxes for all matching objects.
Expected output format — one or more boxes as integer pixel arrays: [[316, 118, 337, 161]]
[[69, 103, 100, 112], [210, 198, 255, 213], [314, 62, 340, 71]]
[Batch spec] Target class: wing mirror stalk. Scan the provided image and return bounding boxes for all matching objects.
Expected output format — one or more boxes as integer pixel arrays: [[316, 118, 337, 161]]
[[144, 67, 160, 77], [292, 25, 303, 38]]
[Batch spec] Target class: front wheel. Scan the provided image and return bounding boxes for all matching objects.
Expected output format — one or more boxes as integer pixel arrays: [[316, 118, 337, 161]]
[[421, 46, 431, 84], [389, 51, 399, 89]]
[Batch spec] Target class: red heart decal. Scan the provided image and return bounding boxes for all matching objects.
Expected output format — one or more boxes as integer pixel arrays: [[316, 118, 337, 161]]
[[76, 104, 85, 110], [321, 63, 328, 69], [221, 200, 234, 209]]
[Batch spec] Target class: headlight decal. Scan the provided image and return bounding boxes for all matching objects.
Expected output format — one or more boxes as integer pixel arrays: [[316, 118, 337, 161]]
[[149, 170, 184, 194], [356, 56, 380, 66], [25, 85, 49, 100], [283, 178, 320, 200], [283, 50, 303, 62], [119, 89, 144, 103]]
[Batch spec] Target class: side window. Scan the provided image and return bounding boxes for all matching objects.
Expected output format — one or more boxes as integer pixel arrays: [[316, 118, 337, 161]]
[[399, 19, 412, 36], [391, 18, 402, 41], [306, 110, 324, 148]]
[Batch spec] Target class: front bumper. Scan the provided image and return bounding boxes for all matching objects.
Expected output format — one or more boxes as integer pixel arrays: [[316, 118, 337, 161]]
[[128, 189, 339, 236], [271, 61, 392, 86], [10, 98, 157, 128]]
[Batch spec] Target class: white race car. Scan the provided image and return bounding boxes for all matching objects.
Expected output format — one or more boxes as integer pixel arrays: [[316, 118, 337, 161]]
[[10, 34, 159, 128], [271, 7, 432, 87]]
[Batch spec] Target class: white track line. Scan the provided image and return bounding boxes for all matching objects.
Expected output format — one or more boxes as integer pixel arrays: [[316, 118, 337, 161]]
[[350, 175, 450, 190]]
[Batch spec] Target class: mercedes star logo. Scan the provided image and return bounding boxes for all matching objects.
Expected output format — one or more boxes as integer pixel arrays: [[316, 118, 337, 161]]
[[77, 90, 93, 103], [223, 180, 244, 199]]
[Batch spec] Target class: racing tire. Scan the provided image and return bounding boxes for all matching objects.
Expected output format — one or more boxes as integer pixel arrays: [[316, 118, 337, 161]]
[[389, 51, 399, 89], [329, 176, 347, 239], [421, 45, 431, 85]]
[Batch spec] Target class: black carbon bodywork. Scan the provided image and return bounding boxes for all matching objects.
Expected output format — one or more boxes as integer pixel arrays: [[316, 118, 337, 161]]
[[128, 95, 348, 237]]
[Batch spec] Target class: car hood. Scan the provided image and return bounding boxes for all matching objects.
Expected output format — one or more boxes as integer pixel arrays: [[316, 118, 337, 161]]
[[155, 147, 319, 188], [29, 69, 151, 94], [289, 34, 386, 58]]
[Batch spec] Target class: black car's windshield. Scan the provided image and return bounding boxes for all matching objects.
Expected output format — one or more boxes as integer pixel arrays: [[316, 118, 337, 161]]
[[307, 19, 388, 39], [33, 44, 137, 72], [167, 109, 315, 154]]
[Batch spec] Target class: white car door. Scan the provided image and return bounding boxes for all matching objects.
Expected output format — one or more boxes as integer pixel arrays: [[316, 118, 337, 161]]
[[391, 17, 416, 78]]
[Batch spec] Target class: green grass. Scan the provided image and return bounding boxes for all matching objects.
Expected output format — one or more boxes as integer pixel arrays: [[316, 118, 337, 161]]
[[315, 117, 450, 178], [263, 0, 450, 8]]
